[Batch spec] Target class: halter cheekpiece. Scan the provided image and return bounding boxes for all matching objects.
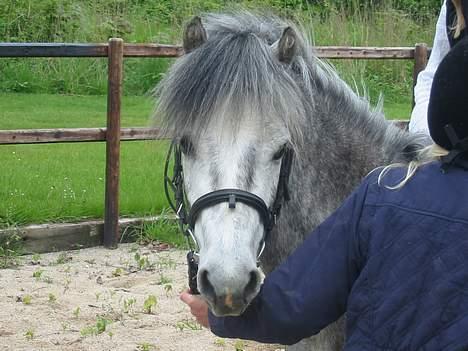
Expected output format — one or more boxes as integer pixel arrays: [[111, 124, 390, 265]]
[[164, 140, 294, 293]]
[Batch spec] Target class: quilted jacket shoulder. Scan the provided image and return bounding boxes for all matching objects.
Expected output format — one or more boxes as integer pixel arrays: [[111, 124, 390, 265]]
[[346, 163, 468, 350], [209, 162, 468, 350]]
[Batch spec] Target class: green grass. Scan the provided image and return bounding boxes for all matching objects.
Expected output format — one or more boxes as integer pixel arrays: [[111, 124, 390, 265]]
[[138, 212, 186, 248], [0, 93, 153, 129], [383, 101, 411, 120], [0, 141, 169, 227], [0, 93, 169, 227]]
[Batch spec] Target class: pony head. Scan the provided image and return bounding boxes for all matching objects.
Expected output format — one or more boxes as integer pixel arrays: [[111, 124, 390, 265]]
[[156, 13, 307, 315]]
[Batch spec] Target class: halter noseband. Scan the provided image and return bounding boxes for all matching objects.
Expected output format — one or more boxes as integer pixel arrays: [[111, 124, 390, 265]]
[[188, 189, 273, 231], [164, 140, 294, 293]]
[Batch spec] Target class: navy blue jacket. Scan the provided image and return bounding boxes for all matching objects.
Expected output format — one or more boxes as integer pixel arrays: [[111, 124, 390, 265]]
[[209, 162, 468, 350]]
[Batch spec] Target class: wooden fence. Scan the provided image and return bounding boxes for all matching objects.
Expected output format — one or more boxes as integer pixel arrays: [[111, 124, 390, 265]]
[[0, 40, 429, 249]]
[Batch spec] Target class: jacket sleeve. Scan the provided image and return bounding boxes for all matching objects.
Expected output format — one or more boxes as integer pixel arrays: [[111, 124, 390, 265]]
[[208, 178, 372, 345]]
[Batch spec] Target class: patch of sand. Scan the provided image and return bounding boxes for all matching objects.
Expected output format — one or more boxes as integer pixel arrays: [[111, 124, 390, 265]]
[[0, 244, 284, 351]]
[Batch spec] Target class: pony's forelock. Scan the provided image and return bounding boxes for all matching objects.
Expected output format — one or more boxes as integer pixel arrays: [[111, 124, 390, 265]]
[[153, 12, 311, 151]]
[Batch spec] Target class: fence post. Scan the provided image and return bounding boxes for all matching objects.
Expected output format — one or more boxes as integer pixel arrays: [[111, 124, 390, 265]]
[[104, 38, 124, 248], [412, 43, 428, 108]]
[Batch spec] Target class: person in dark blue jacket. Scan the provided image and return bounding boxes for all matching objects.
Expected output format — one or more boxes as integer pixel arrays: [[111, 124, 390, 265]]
[[180, 35, 468, 350]]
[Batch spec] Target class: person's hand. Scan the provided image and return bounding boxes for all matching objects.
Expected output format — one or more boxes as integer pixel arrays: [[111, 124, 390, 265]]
[[180, 289, 210, 328]]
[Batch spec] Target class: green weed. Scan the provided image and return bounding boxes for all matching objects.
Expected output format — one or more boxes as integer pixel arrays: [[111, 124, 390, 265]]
[[112, 267, 124, 277], [72, 306, 81, 318], [175, 318, 203, 331], [157, 255, 177, 270], [48, 293, 57, 303], [31, 253, 41, 264], [214, 338, 226, 346], [164, 284, 173, 295], [56, 252, 72, 265], [80, 316, 112, 337], [22, 294, 32, 305], [32, 268, 53, 283], [123, 297, 137, 314], [234, 340, 245, 351], [156, 274, 172, 285], [137, 343, 157, 351], [138, 212, 186, 248], [32, 269, 43, 280], [0, 233, 23, 268], [143, 295, 157, 314], [134, 252, 154, 271], [24, 329, 34, 340]]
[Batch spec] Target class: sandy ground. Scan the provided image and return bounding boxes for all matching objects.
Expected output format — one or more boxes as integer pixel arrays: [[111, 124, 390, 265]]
[[0, 243, 283, 351]]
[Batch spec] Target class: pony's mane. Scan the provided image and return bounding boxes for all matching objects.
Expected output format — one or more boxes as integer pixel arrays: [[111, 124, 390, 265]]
[[154, 11, 424, 160], [154, 12, 310, 145]]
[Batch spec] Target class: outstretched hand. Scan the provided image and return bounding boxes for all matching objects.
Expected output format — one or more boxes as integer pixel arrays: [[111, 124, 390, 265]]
[[180, 289, 210, 328]]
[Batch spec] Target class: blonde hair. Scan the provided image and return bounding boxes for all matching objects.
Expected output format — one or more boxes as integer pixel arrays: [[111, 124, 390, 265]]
[[452, 0, 466, 39], [377, 144, 449, 190]]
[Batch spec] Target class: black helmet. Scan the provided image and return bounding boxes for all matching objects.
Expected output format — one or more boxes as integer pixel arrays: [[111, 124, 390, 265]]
[[428, 35, 468, 169]]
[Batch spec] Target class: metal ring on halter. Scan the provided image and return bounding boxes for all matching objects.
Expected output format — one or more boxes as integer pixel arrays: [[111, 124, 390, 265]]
[[176, 203, 184, 219], [186, 228, 200, 255], [257, 240, 266, 260]]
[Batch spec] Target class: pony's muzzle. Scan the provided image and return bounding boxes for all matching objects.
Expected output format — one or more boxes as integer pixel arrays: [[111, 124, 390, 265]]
[[198, 268, 262, 316]]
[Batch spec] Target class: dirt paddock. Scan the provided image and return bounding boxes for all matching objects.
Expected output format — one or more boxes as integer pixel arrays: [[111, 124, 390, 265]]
[[0, 243, 283, 351]]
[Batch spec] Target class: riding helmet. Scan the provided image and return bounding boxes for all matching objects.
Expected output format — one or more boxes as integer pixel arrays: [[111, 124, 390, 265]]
[[428, 35, 468, 156]]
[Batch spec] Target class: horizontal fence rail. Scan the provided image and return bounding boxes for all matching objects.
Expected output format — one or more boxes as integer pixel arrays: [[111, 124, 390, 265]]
[[0, 40, 427, 250], [0, 43, 183, 57], [0, 127, 160, 144], [0, 43, 430, 59]]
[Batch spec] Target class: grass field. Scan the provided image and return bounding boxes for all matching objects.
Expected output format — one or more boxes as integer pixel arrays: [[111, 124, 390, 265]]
[[0, 93, 168, 228], [0, 93, 411, 228]]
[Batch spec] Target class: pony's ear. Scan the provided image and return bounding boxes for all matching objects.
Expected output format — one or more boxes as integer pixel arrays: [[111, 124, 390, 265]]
[[183, 16, 207, 54], [278, 27, 297, 63]]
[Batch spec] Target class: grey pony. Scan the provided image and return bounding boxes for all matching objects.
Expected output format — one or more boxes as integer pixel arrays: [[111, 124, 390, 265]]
[[154, 12, 425, 351]]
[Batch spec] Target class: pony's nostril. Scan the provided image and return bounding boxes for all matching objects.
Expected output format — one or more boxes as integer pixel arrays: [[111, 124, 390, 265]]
[[199, 269, 216, 299], [244, 270, 260, 300]]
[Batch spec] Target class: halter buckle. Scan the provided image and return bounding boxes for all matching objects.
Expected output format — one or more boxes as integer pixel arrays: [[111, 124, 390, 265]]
[[228, 194, 236, 209]]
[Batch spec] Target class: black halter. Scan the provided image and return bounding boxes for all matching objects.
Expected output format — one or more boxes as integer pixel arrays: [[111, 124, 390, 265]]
[[164, 140, 294, 293], [164, 140, 294, 245]]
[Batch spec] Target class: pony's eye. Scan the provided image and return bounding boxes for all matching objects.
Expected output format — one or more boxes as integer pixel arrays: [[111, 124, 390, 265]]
[[179, 136, 194, 156], [272, 144, 287, 160]]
